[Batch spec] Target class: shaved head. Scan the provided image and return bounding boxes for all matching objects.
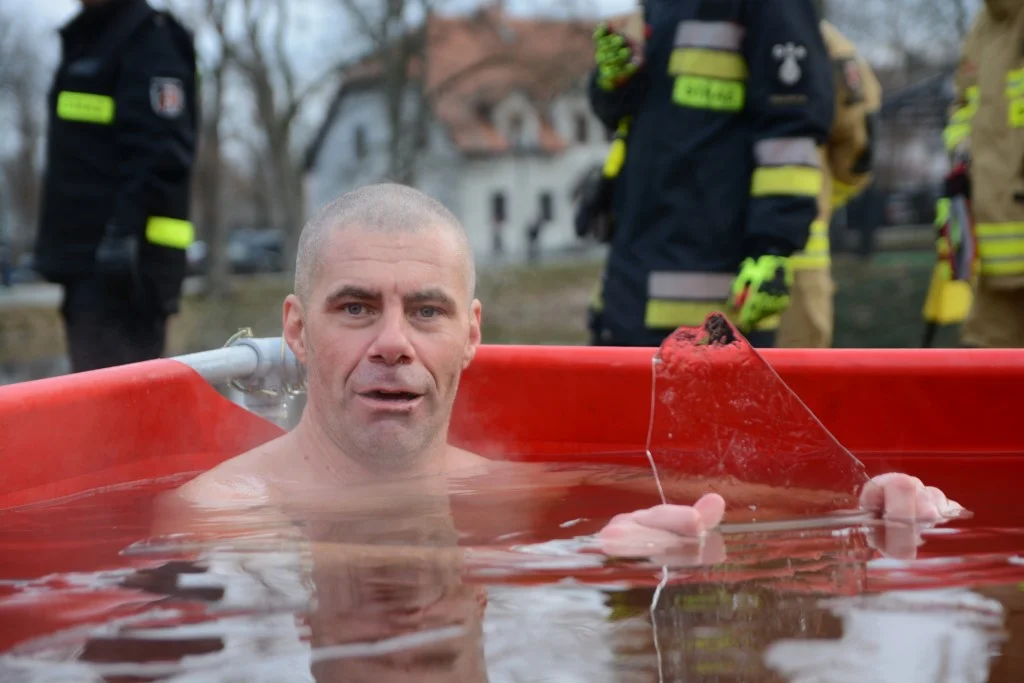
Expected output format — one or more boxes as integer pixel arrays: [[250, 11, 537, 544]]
[[295, 183, 476, 305]]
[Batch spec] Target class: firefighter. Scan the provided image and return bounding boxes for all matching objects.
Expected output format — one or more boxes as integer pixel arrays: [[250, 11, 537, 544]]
[[586, 0, 834, 348], [34, 0, 198, 372], [941, 0, 1024, 348], [776, 21, 881, 349]]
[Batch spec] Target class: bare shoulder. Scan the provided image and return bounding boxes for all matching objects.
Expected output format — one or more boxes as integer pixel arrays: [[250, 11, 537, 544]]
[[171, 438, 287, 509], [446, 444, 495, 473]]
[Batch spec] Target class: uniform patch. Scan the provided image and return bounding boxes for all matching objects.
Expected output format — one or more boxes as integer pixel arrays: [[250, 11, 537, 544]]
[[772, 42, 806, 86], [150, 77, 185, 118], [835, 56, 864, 105]]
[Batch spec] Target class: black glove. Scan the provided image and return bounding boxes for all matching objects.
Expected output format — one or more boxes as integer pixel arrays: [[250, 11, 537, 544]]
[[95, 224, 144, 303]]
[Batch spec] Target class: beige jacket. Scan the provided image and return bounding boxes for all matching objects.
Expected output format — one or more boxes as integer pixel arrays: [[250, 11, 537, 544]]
[[947, 0, 1024, 287]]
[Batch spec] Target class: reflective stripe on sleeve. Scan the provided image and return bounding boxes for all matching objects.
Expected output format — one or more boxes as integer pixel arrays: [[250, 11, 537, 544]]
[[56, 91, 115, 125], [675, 21, 745, 50], [754, 138, 821, 168], [750, 166, 823, 197], [146, 216, 195, 249]]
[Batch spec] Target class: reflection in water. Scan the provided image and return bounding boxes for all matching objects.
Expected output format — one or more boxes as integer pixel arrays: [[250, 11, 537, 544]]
[[0, 462, 1023, 682]]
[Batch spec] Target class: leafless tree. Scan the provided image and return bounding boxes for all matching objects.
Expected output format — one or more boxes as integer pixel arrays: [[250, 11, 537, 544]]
[[829, 0, 979, 79], [0, 9, 49, 258], [334, 0, 436, 185]]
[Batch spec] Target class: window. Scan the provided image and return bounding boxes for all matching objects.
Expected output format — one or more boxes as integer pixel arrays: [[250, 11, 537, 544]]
[[508, 113, 524, 147], [353, 126, 367, 160], [539, 192, 553, 222], [491, 192, 507, 223], [574, 113, 588, 144]]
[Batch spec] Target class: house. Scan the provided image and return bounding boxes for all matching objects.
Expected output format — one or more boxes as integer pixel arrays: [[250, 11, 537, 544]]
[[304, 4, 613, 262]]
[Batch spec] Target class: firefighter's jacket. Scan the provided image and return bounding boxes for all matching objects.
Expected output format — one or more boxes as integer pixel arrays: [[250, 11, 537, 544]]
[[35, 0, 198, 313], [588, 0, 835, 346], [944, 0, 1024, 288], [793, 20, 882, 271]]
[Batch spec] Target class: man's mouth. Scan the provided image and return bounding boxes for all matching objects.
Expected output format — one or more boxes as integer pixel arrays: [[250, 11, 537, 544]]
[[359, 389, 423, 403]]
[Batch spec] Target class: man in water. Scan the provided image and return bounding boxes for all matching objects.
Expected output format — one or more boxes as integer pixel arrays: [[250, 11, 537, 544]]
[[168, 183, 961, 549]]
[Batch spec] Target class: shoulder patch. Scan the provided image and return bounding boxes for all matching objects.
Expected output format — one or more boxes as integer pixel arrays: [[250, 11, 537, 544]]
[[773, 43, 807, 86], [834, 56, 864, 105], [150, 77, 185, 118]]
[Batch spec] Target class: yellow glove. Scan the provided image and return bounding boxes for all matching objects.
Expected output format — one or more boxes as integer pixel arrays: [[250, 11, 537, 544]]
[[728, 255, 793, 333], [593, 23, 640, 91]]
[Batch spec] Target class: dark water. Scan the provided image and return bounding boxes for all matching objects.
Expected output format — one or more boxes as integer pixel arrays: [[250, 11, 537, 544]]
[[1, 460, 1023, 682]]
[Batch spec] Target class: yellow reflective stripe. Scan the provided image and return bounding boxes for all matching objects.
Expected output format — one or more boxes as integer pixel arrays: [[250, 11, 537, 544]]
[[981, 259, 1024, 276], [791, 220, 830, 270], [672, 75, 745, 112], [831, 179, 859, 208], [943, 122, 971, 151], [1007, 69, 1024, 97], [974, 223, 1024, 275], [750, 166, 822, 197], [645, 299, 779, 331], [1010, 99, 1024, 128], [603, 137, 626, 177], [790, 254, 830, 269], [670, 48, 748, 80], [145, 216, 195, 249], [56, 91, 115, 124]]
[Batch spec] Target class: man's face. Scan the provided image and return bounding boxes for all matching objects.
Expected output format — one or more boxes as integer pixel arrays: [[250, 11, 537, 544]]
[[284, 225, 482, 468]]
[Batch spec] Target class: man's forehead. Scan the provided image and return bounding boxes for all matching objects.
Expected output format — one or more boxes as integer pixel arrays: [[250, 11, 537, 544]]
[[314, 227, 468, 295]]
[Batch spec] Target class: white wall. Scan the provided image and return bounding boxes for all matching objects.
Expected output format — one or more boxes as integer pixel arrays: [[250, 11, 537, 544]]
[[459, 92, 609, 260], [310, 87, 610, 262], [309, 87, 464, 221]]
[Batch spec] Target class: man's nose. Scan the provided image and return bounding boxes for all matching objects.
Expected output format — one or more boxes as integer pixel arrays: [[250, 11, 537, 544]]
[[368, 309, 415, 365]]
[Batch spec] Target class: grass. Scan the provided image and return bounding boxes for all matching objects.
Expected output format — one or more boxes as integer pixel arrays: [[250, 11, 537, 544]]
[[0, 249, 964, 379]]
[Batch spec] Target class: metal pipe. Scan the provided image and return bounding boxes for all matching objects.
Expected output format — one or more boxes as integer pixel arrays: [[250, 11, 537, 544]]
[[171, 344, 261, 385]]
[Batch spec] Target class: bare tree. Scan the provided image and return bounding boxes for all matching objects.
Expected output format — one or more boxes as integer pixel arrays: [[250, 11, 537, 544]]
[[209, 0, 354, 274], [0, 10, 49, 258], [335, 0, 435, 185], [829, 0, 979, 77]]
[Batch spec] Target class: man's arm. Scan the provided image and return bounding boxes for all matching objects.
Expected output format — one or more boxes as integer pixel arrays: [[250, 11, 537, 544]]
[[588, 68, 649, 131], [105, 18, 197, 251], [742, 0, 834, 257]]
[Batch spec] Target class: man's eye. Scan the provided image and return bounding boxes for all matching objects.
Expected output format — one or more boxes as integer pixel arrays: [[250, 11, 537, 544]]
[[417, 306, 440, 318], [343, 303, 366, 315]]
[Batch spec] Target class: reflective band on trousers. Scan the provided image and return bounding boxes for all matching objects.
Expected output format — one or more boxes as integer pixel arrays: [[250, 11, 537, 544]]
[[146, 216, 195, 249], [790, 220, 830, 270], [977, 222, 1024, 276], [56, 91, 115, 125], [754, 137, 820, 169], [750, 166, 822, 197], [644, 271, 780, 331], [674, 21, 745, 50]]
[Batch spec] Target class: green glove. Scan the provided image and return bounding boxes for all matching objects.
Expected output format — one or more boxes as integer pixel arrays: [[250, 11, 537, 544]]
[[728, 255, 793, 332], [593, 23, 639, 91]]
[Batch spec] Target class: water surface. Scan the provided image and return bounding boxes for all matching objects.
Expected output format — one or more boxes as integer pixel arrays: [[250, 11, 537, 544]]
[[1, 459, 1022, 682]]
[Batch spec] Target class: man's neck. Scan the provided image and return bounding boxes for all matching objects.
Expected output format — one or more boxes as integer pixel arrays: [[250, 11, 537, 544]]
[[289, 413, 450, 488]]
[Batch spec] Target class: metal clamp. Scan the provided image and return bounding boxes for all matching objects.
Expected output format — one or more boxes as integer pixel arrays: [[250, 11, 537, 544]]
[[223, 328, 306, 400]]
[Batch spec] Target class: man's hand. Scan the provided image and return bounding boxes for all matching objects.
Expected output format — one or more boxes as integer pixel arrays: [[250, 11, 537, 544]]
[[95, 224, 140, 280], [597, 474, 964, 563], [593, 23, 640, 91], [728, 254, 792, 332]]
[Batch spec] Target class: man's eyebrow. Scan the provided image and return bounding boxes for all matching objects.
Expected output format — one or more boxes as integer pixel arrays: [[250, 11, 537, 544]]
[[404, 288, 457, 308], [324, 285, 379, 305]]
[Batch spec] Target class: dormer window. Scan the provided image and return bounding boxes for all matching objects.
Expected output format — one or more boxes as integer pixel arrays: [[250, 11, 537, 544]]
[[508, 113, 524, 146]]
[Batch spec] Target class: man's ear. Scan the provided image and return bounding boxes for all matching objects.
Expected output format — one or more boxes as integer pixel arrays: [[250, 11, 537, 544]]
[[463, 299, 482, 369], [283, 294, 308, 364]]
